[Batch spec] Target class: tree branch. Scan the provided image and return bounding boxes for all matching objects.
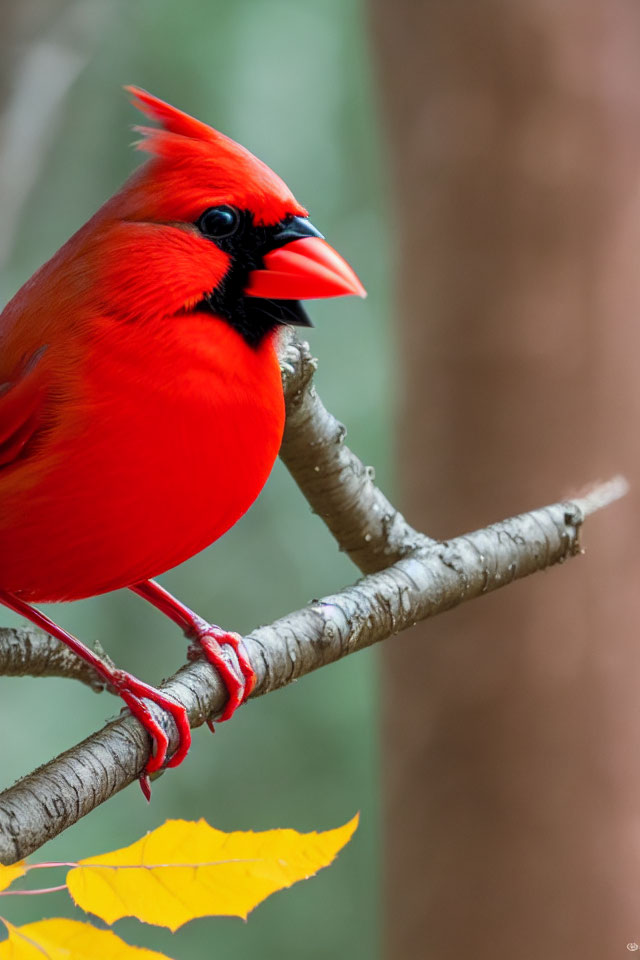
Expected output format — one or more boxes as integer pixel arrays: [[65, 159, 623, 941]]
[[0, 335, 627, 863], [279, 334, 432, 573], [0, 626, 105, 691]]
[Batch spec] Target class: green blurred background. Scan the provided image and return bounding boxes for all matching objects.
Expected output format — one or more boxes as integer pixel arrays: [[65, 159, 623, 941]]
[[0, 1, 390, 957]]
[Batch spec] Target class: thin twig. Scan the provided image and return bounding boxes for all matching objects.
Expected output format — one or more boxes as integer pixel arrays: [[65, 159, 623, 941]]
[[570, 475, 629, 517]]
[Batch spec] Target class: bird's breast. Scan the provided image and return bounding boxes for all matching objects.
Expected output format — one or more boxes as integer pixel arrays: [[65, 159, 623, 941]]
[[0, 314, 285, 601]]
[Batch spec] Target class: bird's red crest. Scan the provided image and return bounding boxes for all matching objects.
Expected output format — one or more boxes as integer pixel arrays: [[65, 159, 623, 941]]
[[122, 86, 305, 225], [126, 85, 228, 155]]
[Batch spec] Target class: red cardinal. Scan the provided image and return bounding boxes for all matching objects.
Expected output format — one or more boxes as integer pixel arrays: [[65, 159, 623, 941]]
[[0, 88, 365, 797]]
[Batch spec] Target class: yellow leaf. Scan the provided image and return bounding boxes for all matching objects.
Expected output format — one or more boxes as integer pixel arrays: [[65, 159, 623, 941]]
[[0, 863, 25, 894], [67, 814, 359, 929], [0, 918, 173, 959]]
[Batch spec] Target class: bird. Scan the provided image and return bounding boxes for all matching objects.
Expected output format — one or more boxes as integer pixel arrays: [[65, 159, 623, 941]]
[[0, 87, 365, 798]]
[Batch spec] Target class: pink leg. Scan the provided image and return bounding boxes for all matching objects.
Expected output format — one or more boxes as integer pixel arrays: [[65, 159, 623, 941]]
[[130, 579, 256, 726], [0, 589, 191, 800]]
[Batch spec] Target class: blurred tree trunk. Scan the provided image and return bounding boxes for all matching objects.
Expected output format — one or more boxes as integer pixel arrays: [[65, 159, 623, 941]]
[[369, 2, 640, 958]]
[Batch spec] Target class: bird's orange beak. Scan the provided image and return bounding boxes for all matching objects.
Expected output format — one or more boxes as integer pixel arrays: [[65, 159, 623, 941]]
[[244, 223, 366, 301]]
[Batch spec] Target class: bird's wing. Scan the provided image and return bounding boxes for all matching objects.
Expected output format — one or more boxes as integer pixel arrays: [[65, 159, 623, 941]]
[[0, 347, 49, 468]]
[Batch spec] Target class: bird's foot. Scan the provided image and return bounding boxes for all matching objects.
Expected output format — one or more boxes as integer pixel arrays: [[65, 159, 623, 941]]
[[109, 669, 191, 799], [186, 619, 256, 727]]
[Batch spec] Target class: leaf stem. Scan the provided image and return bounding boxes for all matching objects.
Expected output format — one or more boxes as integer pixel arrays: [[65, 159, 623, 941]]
[[0, 884, 67, 896]]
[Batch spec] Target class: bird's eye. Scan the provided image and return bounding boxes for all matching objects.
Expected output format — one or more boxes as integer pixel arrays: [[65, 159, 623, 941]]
[[197, 205, 241, 240]]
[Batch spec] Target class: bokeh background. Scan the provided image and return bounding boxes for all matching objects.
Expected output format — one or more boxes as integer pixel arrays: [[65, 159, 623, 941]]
[[0, 2, 387, 958], [4, 2, 640, 959]]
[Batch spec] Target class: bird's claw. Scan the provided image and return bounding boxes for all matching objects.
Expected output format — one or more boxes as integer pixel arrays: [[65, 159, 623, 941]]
[[110, 668, 192, 794], [188, 622, 256, 726]]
